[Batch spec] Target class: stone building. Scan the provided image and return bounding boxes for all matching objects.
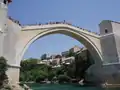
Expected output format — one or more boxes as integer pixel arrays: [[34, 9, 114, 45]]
[[69, 45, 81, 53]]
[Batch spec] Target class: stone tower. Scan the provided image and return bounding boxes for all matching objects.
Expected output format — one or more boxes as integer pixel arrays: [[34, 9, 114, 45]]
[[99, 20, 120, 64], [0, 0, 9, 56]]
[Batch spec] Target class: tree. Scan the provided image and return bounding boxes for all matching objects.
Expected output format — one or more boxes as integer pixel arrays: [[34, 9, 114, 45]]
[[35, 75, 46, 83], [0, 57, 8, 88], [55, 67, 64, 76], [20, 58, 38, 70], [67, 51, 75, 57], [48, 71, 55, 81], [20, 59, 51, 82]]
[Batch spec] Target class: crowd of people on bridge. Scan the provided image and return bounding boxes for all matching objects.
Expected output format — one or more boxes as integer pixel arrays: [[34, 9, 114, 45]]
[[24, 20, 72, 26], [24, 21, 99, 35], [8, 16, 99, 35], [8, 16, 21, 26]]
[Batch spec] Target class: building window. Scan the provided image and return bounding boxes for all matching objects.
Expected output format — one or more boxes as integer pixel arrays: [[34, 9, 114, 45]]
[[105, 29, 108, 33]]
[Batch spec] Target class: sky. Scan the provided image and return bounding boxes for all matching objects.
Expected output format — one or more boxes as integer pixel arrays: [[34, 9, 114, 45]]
[[8, 0, 120, 59]]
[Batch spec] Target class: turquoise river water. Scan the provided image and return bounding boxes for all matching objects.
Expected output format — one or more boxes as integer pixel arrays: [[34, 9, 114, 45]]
[[27, 83, 120, 90]]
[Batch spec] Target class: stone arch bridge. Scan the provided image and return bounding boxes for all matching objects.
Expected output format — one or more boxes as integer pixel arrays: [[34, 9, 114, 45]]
[[0, 1, 120, 84], [1, 19, 119, 83], [19, 23, 102, 65]]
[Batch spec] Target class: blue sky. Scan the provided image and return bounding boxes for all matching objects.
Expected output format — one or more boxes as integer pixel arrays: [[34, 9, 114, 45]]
[[8, 0, 120, 59]]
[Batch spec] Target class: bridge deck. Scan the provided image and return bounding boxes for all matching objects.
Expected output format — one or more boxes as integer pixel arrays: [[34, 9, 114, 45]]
[[21, 23, 100, 38]]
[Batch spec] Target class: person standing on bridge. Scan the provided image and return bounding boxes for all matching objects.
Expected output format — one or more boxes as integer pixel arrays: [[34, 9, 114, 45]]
[[3, 0, 12, 4]]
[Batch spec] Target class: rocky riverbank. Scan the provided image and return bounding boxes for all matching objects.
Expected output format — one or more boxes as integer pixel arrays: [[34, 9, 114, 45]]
[[1, 83, 24, 90], [0, 81, 32, 90]]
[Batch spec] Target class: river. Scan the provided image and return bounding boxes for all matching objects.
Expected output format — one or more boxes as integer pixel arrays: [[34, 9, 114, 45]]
[[27, 83, 120, 90]]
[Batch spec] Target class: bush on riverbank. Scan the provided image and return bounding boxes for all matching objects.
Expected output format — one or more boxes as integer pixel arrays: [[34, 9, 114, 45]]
[[48, 72, 55, 81], [0, 57, 8, 89], [20, 59, 49, 82], [35, 75, 46, 83], [58, 75, 71, 83]]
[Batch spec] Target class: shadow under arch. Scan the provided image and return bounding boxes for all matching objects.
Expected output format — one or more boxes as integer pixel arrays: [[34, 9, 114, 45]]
[[20, 28, 103, 65]]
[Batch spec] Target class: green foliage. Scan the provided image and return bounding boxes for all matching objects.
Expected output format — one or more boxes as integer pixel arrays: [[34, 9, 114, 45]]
[[48, 71, 55, 81], [20, 59, 51, 82], [35, 76, 46, 83], [0, 57, 8, 74], [0, 57, 8, 88], [20, 50, 93, 83], [67, 51, 75, 57], [20, 58, 38, 73], [55, 67, 64, 76], [58, 75, 71, 83]]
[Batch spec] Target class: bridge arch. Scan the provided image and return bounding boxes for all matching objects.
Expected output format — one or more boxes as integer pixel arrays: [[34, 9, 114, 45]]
[[18, 25, 103, 65]]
